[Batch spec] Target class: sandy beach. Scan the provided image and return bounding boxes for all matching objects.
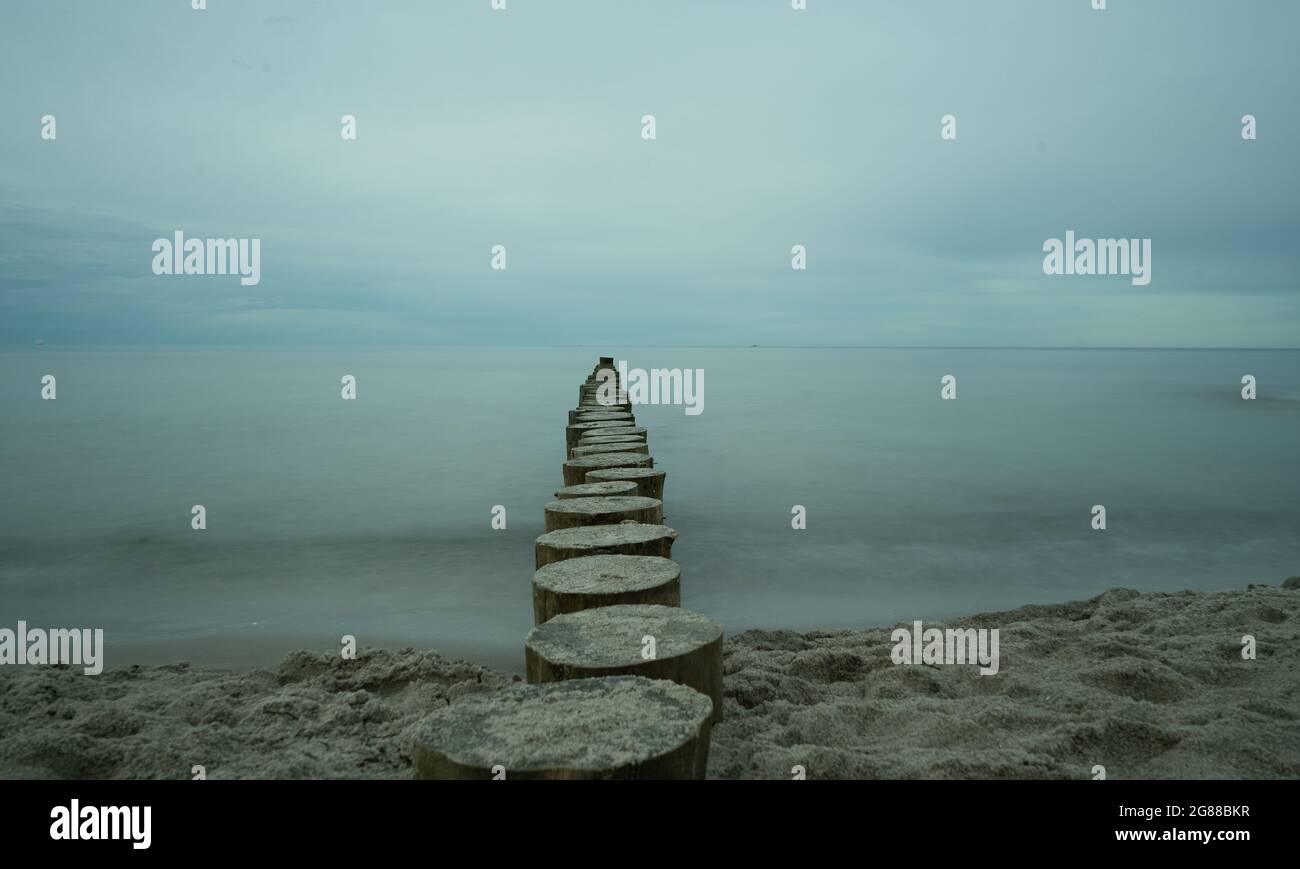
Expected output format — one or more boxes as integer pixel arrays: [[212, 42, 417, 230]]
[[713, 580, 1300, 779], [3, 579, 1296, 780]]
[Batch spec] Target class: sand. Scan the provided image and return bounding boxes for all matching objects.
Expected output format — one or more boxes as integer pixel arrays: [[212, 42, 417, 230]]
[[712, 580, 1300, 779], [411, 676, 713, 778], [2, 581, 1297, 779], [0, 648, 514, 779]]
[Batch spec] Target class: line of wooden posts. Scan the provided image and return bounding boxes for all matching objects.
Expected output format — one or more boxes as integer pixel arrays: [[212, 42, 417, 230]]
[[411, 357, 723, 779]]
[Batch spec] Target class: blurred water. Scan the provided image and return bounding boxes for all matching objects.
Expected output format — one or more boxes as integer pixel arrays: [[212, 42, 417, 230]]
[[2, 346, 1297, 672]]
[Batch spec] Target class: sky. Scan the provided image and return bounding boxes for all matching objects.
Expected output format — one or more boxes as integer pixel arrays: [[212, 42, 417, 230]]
[[1, 0, 1297, 347]]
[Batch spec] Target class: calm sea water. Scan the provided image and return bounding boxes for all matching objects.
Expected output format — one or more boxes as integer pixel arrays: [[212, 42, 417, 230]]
[[2, 347, 1298, 672]]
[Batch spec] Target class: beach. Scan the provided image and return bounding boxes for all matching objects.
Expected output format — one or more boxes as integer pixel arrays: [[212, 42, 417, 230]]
[[3, 580, 1296, 780], [713, 580, 1300, 779]]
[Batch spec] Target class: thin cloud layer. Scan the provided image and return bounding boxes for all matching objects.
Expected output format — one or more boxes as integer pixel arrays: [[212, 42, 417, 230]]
[[1, 0, 1297, 346]]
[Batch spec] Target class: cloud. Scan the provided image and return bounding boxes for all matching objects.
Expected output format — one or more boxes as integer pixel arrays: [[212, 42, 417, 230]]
[[0, 0, 1297, 347]]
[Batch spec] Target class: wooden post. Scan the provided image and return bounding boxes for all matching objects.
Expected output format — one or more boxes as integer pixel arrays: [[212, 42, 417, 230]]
[[579, 380, 625, 408], [584, 467, 666, 501], [535, 522, 675, 568], [563, 452, 653, 486], [569, 443, 650, 458], [572, 416, 631, 426], [569, 420, 634, 433], [566, 421, 635, 450], [554, 481, 639, 499], [532, 554, 680, 624], [573, 411, 633, 423], [580, 431, 646, 444], [525, 604, 724, 723], [543, 495, 663, 531], [577, 434, 647, 447], [576, 425, 646, 443], [411, 676, 712, 779], [571, 437, 646, 458], [569, 405, 631, 424]]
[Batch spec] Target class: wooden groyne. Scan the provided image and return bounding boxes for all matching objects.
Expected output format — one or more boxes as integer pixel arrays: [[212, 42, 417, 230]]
[[413, 356, 722, 779]]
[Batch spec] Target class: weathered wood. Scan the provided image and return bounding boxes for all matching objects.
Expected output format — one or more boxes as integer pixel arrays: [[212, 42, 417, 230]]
[[569, 405, 631, 423], [553, 481, 639, 499], [535, 522, 675, 568], [567, 419, 632, 440], [532, 554, 681, 624], [543, 495, 663, 531], [566, 420, 635, 450], [572, 436, 646, 457], [525, 604, 724, 723], [569, 443, 651, 458], [573, 418, 632, 426], [574, 416, 634, 428], [578, 426, 646, 442], [578, 385, 626, 407], [584, 466, 667, 501], [411, 675, 712, 779], [563, 452, 653, 486], [569, 420, 634, 433], [580, 430, 646, 442], [578, 438, 647, 451], [568, 440, 647, 460]]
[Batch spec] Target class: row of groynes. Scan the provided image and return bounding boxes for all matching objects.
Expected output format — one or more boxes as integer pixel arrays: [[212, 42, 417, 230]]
[[412, 358, 723, 779]]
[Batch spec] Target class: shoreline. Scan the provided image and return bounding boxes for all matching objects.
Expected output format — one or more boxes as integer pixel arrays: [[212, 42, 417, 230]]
[[2, 579, 1297, 779], [87, 576, 1273, 677]]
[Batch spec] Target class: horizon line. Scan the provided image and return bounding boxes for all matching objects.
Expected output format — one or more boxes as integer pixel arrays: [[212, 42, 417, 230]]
[[3, 343, 1299, 352]]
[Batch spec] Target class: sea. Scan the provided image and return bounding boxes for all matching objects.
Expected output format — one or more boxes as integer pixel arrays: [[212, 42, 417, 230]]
[[2, 346, 1297, 673]]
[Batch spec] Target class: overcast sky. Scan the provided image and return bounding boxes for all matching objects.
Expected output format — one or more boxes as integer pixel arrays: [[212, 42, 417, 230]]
[[2, 0, 1297, 347]]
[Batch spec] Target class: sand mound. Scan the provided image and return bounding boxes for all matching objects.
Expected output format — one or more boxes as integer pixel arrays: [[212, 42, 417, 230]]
[[710, 583, 1300, 779], [0, 648, 514, 779], [3, 583, 1297, 779]]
